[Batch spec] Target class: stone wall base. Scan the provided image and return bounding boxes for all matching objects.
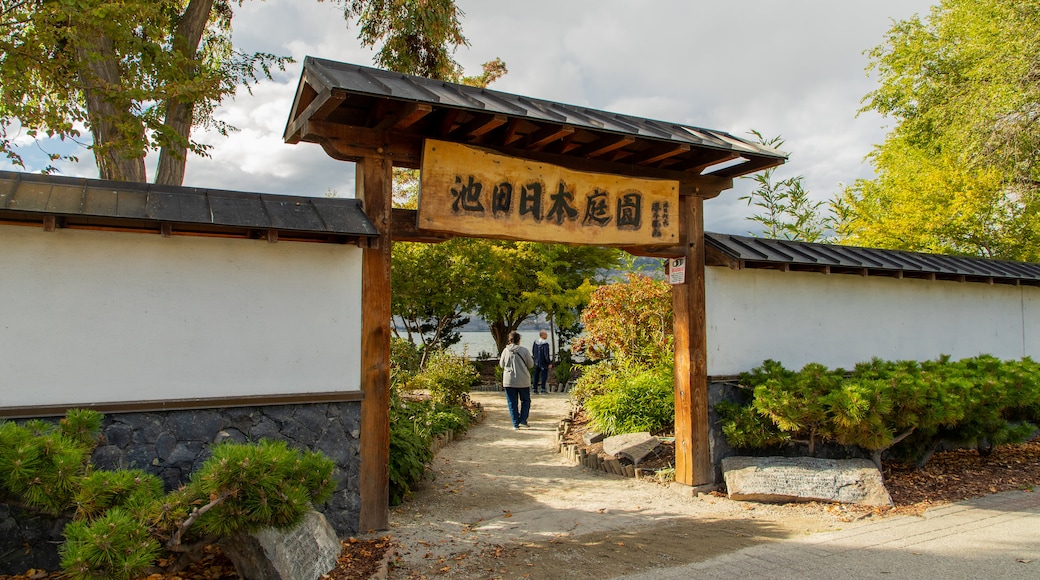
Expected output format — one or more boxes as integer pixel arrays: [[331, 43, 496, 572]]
[[0, 401, 362, 575]]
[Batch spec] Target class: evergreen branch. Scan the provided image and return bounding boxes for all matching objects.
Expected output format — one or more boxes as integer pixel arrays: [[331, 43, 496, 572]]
[[165, 489, 233, 552]]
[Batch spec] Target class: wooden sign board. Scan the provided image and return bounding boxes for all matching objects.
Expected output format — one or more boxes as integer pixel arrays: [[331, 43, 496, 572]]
[[418, 140, 679, 246]]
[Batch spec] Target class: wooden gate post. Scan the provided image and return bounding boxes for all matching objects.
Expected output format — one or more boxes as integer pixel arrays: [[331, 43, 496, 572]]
[[358, 155, 393, 531], [672, 194, 713, 486]]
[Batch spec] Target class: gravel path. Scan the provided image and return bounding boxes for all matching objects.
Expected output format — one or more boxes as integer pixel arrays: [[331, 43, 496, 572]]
[[373, 391, 862, 579]]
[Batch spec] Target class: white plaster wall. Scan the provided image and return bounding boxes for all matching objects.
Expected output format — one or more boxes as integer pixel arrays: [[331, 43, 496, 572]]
[[0, 225, 363, 408], [706, 266, 1038, 376]]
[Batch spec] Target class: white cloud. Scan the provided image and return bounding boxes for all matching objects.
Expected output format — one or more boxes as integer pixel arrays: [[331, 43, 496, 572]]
[[2, 0, 938, 232]]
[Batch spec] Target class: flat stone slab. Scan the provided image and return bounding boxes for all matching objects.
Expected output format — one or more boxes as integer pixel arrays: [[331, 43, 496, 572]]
[[602, 432, 660, 465], [722, 456, 893, 507], [583, 431, 606, 445]]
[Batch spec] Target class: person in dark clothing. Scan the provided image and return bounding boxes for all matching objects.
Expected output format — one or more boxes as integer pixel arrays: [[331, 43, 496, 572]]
[[531, 330, 551, 394]]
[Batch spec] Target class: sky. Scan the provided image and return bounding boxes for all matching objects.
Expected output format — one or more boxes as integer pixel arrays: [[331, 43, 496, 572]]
[[5, 0, 938, 235]]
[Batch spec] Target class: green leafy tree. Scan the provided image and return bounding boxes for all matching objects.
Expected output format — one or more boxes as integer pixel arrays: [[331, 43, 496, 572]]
[[340, 0, 467, 81], [0, 0, 484, 184], [845, 0, 1040, 260], [841, 135, 1039, 258], [391, 237, 489, 362], [739, 131, 848, 243], [0, 0, 292, 182], [475, 241, 616, 354], [523, 243, 619, 356]]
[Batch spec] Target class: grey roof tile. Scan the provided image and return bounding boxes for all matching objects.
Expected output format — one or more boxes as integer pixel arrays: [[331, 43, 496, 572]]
[[705, 232, 1040, 284], [0, 170, 377, 240], [291, 58, 786, 176]]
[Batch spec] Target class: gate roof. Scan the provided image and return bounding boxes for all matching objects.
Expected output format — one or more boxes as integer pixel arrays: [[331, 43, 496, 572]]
[[284, 58, 786, 179]]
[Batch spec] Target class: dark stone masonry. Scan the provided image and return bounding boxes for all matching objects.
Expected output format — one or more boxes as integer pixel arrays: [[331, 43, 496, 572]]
[[0, 401, 362, 574]]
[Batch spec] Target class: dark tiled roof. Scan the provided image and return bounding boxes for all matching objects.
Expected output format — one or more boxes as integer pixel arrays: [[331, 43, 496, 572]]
[[705, 232, 1040, 286], [285, 58, 787, 178], [0, 170, 378, 243]]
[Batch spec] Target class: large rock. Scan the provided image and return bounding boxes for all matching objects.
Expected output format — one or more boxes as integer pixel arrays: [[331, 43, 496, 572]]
[[722, 456, 893, 507], [220, 510, 342, 580], [602, 432, 661, 465]]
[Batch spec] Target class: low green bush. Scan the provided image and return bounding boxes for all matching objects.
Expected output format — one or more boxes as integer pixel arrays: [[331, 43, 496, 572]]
[[716, 400, 789, 449], [408, 348, 479, 406], [570, 359, 627, 406], [389, 345, 478, 505], [388, 404, 433, 506], [391, 337, 423, 388], [387, 385, 476, 505], [554, 348, 575, 385], [584, 364, 674, 435]]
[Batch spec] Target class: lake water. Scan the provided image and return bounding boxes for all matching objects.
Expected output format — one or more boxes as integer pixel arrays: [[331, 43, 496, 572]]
[[442, 330, 585, 362], [449, 331, 501, 359], [410, 331, 566, 360]]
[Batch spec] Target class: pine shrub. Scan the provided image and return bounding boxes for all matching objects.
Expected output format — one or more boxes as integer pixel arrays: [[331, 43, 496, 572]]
[[719, 355, 1040, 470], [0, 410, 337, 579]]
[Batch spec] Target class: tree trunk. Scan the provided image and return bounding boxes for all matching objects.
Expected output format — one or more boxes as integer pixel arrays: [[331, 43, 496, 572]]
[[489, 320, 510, 355], [156, 100, 196, 186], [75, 31, 146, 182], [547, 308, 557, 363], [156, 0, 214, 186]]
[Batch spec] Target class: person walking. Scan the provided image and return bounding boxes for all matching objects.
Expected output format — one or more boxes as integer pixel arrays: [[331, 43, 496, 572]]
[[500, 331, 534, 430], [531, 330, 551, 394]]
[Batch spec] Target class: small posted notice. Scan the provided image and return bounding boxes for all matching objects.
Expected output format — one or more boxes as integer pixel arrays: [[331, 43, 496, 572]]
[[668, 257, 686, 284]]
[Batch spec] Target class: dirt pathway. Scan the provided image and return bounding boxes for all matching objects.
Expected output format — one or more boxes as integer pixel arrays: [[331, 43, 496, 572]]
[[373, 391, 865, 579]]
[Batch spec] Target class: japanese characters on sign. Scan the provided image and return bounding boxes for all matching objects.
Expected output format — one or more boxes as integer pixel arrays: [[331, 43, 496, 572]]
[[668, 257, 687, 285], [418, 140, 679, 246]]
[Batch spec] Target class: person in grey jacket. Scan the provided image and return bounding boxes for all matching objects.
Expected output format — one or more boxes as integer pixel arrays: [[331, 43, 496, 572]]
[[500, 330, 535, 430]]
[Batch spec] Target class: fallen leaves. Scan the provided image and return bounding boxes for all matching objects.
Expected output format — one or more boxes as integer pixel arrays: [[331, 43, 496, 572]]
[[884, 441, 1040, 506]]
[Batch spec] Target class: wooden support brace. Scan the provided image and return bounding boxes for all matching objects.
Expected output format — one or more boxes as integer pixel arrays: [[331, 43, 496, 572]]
[[438, 110, 462, 138], [499, 118, 522, 147], [374, 103, 434, 131], [523, 125, 575, 150], [629, 144, 690, 166], [451, 114, 507, 139], [569, 136, 636, 159], [284, 87, 347, 143]]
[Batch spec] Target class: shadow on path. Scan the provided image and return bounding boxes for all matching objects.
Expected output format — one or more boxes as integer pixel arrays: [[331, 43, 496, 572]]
[[382, 391, 847, 579]]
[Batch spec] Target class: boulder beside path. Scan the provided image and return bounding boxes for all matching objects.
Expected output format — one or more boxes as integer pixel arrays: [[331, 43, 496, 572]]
[[220, 510, 341, 580], [722, 456, 893, 507]]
